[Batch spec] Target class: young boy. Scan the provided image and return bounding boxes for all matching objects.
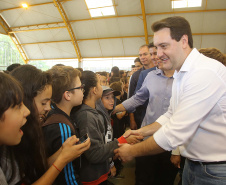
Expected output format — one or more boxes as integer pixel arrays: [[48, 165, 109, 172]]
[[42, 66, 90, 185], [110, 82, 127, 138], [96, 86, 121, 179]]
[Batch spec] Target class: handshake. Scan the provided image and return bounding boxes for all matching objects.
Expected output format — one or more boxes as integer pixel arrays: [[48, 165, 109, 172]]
[[114, 129, 144, 162]]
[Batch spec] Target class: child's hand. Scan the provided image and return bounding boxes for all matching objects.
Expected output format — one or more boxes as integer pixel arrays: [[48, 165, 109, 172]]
[[59, 136, 91, 164], [109, 165, 117, 177], [125, 135, 143, 145]]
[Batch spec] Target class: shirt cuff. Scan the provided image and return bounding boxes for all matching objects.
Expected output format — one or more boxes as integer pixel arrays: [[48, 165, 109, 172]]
[[117, 136, 128, 144], [122, 101, 136, 113], [156, 115, 169, 126], [171, 147, 180, 155], [153, 127, 174, 151]]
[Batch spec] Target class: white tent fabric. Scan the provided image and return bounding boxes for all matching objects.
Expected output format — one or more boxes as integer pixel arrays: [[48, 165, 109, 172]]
[[0, 0, 225, 62]]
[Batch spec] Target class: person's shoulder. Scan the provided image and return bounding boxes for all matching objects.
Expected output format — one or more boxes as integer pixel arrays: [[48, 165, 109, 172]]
[[140, 67, 156, 76]]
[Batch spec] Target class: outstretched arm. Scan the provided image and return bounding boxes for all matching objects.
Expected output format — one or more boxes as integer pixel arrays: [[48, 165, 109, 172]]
[[123, 121, 162, 138]]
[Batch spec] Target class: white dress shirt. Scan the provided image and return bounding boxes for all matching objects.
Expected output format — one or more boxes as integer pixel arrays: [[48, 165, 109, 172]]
[[154, 48, 226, 162]]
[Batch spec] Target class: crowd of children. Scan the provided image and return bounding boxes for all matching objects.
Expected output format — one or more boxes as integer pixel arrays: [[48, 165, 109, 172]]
[[0, 64, 140, 185]]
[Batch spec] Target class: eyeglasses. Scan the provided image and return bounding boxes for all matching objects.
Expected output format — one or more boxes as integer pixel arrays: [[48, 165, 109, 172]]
[[67, 84, 85, 92]]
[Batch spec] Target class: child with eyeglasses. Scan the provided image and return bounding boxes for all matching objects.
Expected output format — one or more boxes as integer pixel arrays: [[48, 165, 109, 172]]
[[42, 66, 90, 185]]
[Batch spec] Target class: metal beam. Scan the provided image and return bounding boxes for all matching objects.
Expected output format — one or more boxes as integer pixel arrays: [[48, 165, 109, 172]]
[[140, 0, 149, 44], [53, 0, 82, 62], [0, 0, 71, 13], [20, 40, 72, 46], [78, 35, 146, 41], [0, 15, 28, 63], [29, 56, 138, 61], [146, 9, 226, 15], [9, 26, 67, 33], [10, 21, 65, 30]]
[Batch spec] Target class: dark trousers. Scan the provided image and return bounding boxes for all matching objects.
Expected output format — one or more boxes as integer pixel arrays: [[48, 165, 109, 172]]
[[135, 152, 178, 185]]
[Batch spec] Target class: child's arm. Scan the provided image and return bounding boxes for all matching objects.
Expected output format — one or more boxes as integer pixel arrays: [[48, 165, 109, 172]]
[[116, 111, 126, 120]]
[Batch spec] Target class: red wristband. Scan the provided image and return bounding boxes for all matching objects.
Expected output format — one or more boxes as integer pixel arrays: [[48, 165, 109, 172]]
[[117, 136, 128, 144], [52, 163, 61, 172]]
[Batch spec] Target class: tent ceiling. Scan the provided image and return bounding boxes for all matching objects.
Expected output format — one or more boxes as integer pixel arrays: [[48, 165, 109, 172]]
[[0, 0, 225, 63]]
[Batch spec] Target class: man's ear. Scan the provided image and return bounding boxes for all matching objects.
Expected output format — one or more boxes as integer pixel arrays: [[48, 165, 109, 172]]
[[63, 91, 71, 101], [181, 35, 189, 49]]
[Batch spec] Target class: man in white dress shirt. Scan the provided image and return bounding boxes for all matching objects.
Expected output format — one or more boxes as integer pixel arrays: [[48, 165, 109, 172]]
[[114, 16, 226, 185]]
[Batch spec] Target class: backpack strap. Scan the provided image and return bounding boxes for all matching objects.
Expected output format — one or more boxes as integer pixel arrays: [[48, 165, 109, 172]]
[[42, 114, 75, 133]]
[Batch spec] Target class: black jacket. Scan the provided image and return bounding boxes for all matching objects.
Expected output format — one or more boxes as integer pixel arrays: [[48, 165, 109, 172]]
[[43, 103, 81, 185]]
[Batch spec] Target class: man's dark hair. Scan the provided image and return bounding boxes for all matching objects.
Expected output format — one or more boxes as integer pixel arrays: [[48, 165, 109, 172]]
[[139, 44, 149, 50], [134, 57, 141, 64], [151, 16, 193, 48], [148, 42, 156, 49], [6, 63, 21, 72]]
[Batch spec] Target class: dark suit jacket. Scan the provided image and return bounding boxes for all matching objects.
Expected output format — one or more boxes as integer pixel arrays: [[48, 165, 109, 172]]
[[135, 67, 157, 92]]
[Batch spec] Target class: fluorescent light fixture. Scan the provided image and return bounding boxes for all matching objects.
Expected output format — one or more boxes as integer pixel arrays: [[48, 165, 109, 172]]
[[22, 3, 28, 9], [172, 0, 202, 9], [85, 0, 115, 17]]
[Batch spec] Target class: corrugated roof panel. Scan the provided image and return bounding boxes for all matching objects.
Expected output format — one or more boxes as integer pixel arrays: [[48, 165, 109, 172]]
[[23, 42, 76, 59], [78, 40, 102, 57], [99, 39, 124, 56], [62, 0, 90, 20], [200, 35, 226, 53], [15, 28, 70, 44], [202, 11, 226, 33], [1, 4, 61, 27], [115, 0, 142, 15], [123, 37, 146, 56], [206, 0, 226, 9]]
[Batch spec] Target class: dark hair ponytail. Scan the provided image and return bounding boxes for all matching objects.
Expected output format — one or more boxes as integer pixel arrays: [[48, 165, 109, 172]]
[[81, 71, 98, 101]]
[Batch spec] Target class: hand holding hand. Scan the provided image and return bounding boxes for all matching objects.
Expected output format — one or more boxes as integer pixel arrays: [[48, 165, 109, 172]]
[[125, 135, 143, 145], [114, 143, 134, 163], [123, 129, 142, 138]]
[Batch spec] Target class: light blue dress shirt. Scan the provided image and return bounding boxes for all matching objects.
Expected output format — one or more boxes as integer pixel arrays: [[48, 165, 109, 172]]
[[122, 68, 174, 128]]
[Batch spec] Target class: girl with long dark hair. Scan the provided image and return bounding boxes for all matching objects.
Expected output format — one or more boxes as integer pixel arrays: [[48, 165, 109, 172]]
[[0, 65, 88, 185]]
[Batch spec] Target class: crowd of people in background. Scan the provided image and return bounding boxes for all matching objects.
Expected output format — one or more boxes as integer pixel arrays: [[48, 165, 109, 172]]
[[0, 16, 226, 185]]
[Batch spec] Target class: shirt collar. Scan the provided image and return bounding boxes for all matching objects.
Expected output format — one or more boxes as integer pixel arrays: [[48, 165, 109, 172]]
[[179, 48, 200, 72], [173, 48, 200, 78], [154, 68, 173, 78]]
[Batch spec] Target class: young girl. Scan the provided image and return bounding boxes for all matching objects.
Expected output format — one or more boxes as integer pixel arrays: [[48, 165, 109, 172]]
[[71, 71, 130, 185], [0, 65, 89, 185], [71, 71, 142, 185]]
